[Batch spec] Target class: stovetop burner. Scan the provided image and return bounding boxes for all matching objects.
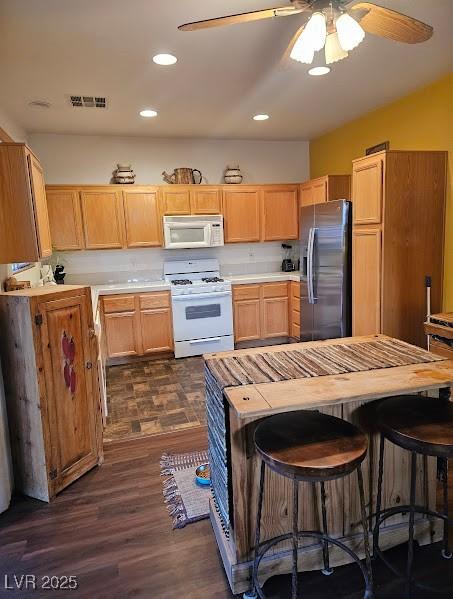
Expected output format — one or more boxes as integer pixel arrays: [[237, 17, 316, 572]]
[[171, 279, 192, 285], [202, 277, 224, 283]]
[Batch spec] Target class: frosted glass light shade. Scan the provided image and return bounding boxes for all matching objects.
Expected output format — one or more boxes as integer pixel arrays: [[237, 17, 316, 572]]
[[290, 12, 326, 64], [325, 32, 349, 64], [290, 29, 315, 64], [336, 13, 365, 51]]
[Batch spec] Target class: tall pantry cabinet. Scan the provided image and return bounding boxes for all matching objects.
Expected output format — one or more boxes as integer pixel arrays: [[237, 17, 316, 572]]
[[352, 150, 447, 348], [0, 286, 103, 501]]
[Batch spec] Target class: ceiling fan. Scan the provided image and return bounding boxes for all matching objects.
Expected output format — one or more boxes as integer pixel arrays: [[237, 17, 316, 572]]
[[178, 1, 433, 68]]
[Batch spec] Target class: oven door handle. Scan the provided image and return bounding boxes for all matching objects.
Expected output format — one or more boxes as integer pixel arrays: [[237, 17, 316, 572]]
[[172, 292, 232, 301], [189, 337, 222, 345]]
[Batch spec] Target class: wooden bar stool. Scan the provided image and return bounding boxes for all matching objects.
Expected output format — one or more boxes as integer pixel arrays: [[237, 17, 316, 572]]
[[252, 410, 374, 599], [373, 394, 453, 597]]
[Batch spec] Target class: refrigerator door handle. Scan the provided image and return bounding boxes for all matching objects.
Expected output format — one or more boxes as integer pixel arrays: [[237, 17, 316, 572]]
[[307, 227, 317, 305]]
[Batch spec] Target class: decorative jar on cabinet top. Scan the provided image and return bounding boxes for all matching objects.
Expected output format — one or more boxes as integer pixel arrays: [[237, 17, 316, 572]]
[[224, 165, 243, 184]]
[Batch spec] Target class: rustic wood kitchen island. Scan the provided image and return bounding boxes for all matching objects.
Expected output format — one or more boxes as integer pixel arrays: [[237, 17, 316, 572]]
[[204, 335, 453, 595]]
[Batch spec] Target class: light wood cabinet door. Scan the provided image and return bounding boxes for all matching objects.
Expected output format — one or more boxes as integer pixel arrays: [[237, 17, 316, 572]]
[[80, 190, 125, 249], [352, 227, 382, 336], [261, 188, 298, 241], [234, 299, 261, 342], [311, 178, 327, 205], [27, 152, 52, 258], [140, 308, 173, 354], [123, 188, 161, 247], [104, 312, 139, 358], [190, 188, 222, 214], [46, 190, 84, 250], [39, 293, 99, 493], [352, 157, 384, 225], [223, 189, 261, 243], [262, 297, 289, 338], [300, 185, 313, 207], [161, 188, 191, 215]]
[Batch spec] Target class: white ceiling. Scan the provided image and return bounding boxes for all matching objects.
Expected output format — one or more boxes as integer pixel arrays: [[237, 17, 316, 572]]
[[0, 0, 451, 140]]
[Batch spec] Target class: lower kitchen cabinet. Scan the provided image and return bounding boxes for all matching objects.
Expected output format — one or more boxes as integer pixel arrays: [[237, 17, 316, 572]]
[[289, 281, 301, 338], [0, 286, 103, 502], [102, 291, 173, 359], [233, 283, 289, 343]]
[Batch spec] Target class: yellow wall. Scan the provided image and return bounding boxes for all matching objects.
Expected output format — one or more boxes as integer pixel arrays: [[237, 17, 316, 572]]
[[310, 73, 453, 310]]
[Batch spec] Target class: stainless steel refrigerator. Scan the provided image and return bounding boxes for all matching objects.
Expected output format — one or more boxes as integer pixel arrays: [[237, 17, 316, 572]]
[[300, 199, 352, 341]]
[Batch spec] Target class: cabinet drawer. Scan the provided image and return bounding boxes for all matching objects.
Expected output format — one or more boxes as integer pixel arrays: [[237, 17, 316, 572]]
[[262, 282, 288, 298], [233, 284, 261, 301], [292, 309, 300, 326], [139, 292, 170, 310], [103, 295, 136, 313], [291, 281, 300, 301]]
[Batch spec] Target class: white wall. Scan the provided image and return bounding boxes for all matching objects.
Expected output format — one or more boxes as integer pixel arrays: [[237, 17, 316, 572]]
[[28, 134, 309, 185], [0, 105, 27, 143]]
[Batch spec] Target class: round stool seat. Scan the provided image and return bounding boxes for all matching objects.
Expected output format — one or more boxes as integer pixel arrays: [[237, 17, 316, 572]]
[[377, 395, 453, 458], [254, 410, 368, 480]]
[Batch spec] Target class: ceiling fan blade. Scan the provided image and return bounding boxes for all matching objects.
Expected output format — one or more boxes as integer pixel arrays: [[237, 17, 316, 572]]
[[178, 5, 306, 32], [351, 2, 433, 44]]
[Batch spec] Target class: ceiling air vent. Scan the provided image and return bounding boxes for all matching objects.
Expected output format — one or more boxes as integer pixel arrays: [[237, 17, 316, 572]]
[[69, 95, 107, 108]]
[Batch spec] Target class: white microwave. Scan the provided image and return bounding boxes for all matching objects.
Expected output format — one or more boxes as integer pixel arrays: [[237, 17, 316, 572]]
[[163, 215, 224, 249]]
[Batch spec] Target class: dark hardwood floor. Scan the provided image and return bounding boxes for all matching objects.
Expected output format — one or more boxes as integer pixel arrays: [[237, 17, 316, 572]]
[[0, 428, 452, 599]]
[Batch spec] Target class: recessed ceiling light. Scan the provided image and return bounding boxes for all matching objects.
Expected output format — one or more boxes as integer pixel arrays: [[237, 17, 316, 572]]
[[139, 109, 158, 118], [153, 53, 177, 66], [308, 66, 331, 76], [253, 114, 270, 121]]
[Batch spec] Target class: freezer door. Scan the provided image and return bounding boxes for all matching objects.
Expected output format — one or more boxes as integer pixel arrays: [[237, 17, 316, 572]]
[[300, 204, 315, 341], [312, 200, 351, 340]]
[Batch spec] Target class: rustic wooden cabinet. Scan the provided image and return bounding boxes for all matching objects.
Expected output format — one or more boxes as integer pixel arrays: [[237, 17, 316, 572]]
[[0, 143, 52, 262], [300, 175, 351, 207], [123, 187, 161, 247], [352, 150, 447, 347], [261, 187, 298, 241], [0, 286, 103, 501], [47, 189, 84, 250], [223, 188, 261, 243], [102, 291, 173, 360], [233, 282, 289, 343], [80, 189, 125, 249]]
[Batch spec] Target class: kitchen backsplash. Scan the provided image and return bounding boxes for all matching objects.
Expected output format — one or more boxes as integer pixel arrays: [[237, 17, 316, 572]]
[[58, 242, 300, 285]]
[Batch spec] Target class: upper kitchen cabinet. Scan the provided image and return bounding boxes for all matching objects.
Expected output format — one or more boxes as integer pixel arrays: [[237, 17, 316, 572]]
[[190, 187, 222, 214], [47, 189, 84, 251], [261, 186, 299, 241], [223, 187, 261, 243], [352, 150, 447, 348], [160, 187, 191, 215], [0, 143, 52, 262], [123, 187, 161, 247], [300, 175, 351, 207], [80, 189, 125, 249], [352, 154, 384, 225]]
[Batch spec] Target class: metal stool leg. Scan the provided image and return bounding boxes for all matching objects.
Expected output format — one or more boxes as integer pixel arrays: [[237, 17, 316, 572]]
[[320, 482, 333, 576], [373, 433, 385, 557], [405, 451, 417, 599], [292, 477, 299, 599], [440, 457, 452, 560], [250, 460, 266, 599], [357, 465, 374, 599]]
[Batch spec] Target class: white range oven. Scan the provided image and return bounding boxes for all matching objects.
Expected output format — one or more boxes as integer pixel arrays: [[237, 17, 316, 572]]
[[164, 259, 234, 358], [163, 215, 224, 249]]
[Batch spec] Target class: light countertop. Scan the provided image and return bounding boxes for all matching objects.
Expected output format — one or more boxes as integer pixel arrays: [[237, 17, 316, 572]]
[[90, 271, 301, 317]]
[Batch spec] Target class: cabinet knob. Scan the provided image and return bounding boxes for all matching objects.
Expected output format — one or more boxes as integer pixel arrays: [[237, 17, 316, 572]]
[[86, 361, 93, 370]]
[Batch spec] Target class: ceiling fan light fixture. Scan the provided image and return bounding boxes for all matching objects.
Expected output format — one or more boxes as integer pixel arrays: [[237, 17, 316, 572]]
[[253, 114, 270, 121], [305, 12, 327, 52], [325, 31, 348, 64], [153, 53, 178, 66], [336, 13, 365, 51], [308, 66, 331, 76], [290, 30, 315, 64]]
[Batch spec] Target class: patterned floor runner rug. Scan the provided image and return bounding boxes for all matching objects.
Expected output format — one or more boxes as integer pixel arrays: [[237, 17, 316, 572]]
[[160, 450, 211, 528]]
